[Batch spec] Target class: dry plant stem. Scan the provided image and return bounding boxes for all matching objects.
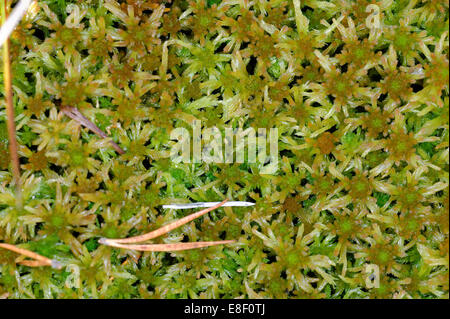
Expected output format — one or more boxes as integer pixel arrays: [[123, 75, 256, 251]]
[[1, 1, 22, 205], [0, 0, 33, 48], [0, 242, 61, 269], [99, 200, 235, 252], [101, 240, 236, 252], [61, 105, 125, 154], [16, 259, 50, 267], [102, 199, 229, 244], [0, 292, 9, 299]]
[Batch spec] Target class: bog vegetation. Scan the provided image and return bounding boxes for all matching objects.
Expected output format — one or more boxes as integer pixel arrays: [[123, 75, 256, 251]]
[[0, 0, 448, 299]]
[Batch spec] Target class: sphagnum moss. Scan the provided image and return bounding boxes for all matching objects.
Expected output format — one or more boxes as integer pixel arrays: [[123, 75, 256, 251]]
[[0, 0, 448, 299]]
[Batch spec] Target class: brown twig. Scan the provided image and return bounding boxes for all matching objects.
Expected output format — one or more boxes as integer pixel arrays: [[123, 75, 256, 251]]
[[99, 199, 236, 252], [102, 200, 229, 244], [0, 242, 62, 269], [61, 105, 125, 155], [1, 1, 21, 204], [99, 240, 236, 252], [0, 292, 9, 299]]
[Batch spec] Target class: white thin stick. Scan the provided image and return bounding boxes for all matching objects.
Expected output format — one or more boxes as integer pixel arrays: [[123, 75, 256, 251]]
[[162, 201, 255, 209], [0, 0, 33, 48]]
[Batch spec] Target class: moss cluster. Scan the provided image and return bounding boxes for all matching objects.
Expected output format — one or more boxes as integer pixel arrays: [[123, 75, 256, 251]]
[[0, 0, 449, 298]]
